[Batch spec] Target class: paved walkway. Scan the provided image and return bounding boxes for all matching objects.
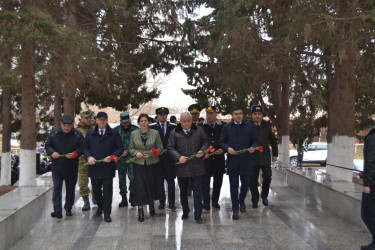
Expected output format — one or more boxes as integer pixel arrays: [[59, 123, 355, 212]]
[[11, 176, 371, 250]]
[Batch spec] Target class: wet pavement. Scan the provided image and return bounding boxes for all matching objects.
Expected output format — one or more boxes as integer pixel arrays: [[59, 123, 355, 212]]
[[10, 175, 371, 250]]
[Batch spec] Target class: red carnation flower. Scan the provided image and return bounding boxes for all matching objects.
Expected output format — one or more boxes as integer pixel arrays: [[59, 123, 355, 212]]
[[72, 151, 78, 158], [114, 157, 119, 164], [152, 148, 160, 157]]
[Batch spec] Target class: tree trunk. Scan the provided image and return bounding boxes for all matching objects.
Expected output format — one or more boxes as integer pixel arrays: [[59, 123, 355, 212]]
[[279, 80, 290, 168], [19, 39, 37, 186], [53, 80, 62, 129], [0, 87, 12, 186], [326, 42, 356, 181], [63, 0, 78, 117], [63, 79, 76, 116], [0, 0, 16, 186]]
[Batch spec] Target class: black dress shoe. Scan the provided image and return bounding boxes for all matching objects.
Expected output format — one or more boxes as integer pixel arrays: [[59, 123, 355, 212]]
[[96, 207, 103, 216], [194, 216, 203, 223], [138, 208, 144, 222], [240, 203, 246, 212], [181, 214, 189, 220], [169, 204, 176, 212], [104, 213, 112, 223], [212, 203, 220, 209], [202, 203, 210, 210], [361, 242, 375, 250], [158, 202, 166, 209], [262, 198, 268, 206], [149, 205, 155, 215], [66, 210, 73, 216], [119, 195, 128, 207], [252, 203, 258, 208], [51, 211, 62, 219]]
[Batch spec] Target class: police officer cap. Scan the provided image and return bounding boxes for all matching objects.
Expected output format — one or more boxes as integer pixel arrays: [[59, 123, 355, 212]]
[[80, 110, 94, 118], [156, 107, 169, 115], [60, 115, 74, 124], [251, 105, 264, 114], [188, 104, 201, 114], [206, 106, 218, 113], [96, 111, 108, 119], [120, 112, 130, 122]]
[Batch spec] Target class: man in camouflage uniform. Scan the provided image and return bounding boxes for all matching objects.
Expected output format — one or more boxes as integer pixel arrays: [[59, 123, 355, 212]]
[[77, 110, 96, 211], [115, 112, 139, 207]]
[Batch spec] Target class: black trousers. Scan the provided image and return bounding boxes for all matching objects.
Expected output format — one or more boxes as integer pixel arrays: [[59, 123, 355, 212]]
[[52, 171, 77, 213], [159, 178, 175, 205], [178, 175, 203, 217], [91, 178, 113, 215], [202, 173, 223, 205], [362, 190, 375, 242], [249, 165, 272, 204]]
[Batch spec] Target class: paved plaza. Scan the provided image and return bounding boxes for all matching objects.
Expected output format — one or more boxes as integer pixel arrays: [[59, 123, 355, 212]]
[[10, 175, 371, 250]]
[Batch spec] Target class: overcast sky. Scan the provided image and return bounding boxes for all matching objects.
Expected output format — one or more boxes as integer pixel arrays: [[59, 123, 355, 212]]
[[153, 6, 212, 109]]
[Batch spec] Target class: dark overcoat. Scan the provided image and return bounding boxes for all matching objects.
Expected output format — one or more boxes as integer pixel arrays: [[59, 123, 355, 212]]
[[249, 120, 278, 166], [83, 124, 124, 179], [219, 121, 257, 176], [45, 127, 84, 176], [364, 128, 375, 187], [150, 121, 177, 179], [168, 123, 208, 178], [199, 120, 226, 176]]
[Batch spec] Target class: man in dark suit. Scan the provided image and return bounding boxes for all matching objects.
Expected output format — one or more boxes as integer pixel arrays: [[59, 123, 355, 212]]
[[150, 107, 177, 211], [220, 107, 257, 220], [46, 115, 84, 219], [199, 106, 226, 210], [168, 112, 208, 223], [83, 112, 123, 223]]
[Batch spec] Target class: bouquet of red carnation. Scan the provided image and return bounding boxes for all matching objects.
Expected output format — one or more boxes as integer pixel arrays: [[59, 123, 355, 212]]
[[110, 155, 119, 164], [255, 146, 264, 153], [233, 146, 264, 155], [52, 151, 79, 159], [85, 154, 120, 166], [126, 148, 167, 164], [176, 145, 215, 165]]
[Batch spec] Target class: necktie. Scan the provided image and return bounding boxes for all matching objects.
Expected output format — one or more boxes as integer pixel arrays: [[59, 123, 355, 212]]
[[100, 130, 104, 136], [185, 130, 189, 135], [161, 123, 165, 136], [210, 124, 214, 129]]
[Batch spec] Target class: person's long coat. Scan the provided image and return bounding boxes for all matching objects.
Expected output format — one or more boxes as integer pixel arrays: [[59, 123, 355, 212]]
[[220, 121, 257, 176], [168, 123, 208, 178], [150, 121, 177, 179], [249, 119, 278, 166], [199, 120, 226, 176]]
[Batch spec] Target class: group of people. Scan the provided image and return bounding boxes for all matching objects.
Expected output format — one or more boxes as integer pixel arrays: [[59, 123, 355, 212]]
[[45, 103, 278, 224]]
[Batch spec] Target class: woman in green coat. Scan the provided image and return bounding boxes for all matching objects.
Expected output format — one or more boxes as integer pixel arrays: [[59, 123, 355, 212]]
[[129, 113, 164, 222]]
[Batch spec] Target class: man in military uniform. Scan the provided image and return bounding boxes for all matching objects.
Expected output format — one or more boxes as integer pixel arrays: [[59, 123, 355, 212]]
[[249, 105, 278, 208], [76, 110, 96, 211], [188, 104, 202, 125], [115, 112, 139, 207], [199, 106, 226, 210], [150, 107, 177, 211]]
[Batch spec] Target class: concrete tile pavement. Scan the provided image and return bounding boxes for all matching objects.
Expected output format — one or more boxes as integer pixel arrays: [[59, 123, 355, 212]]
[[10, 175, 372, 250]]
